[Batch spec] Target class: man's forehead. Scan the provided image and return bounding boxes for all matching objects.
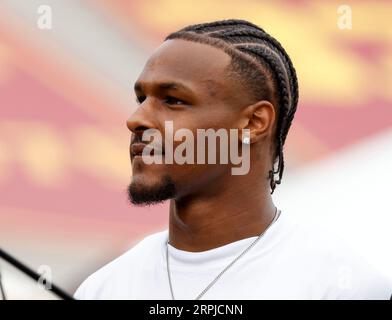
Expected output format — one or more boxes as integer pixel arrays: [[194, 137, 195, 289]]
[[148, 39, 231, 70], [138, 39, 232, 93]]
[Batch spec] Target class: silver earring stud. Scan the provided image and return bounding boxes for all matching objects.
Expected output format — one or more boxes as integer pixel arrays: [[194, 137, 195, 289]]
[[243, 136, 250, 145]]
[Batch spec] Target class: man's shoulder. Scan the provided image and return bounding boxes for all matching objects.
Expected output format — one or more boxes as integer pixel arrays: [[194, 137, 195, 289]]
[[280, 215, 391, 299], [74, 229, 168, 299], [284, 215, 378, 272]]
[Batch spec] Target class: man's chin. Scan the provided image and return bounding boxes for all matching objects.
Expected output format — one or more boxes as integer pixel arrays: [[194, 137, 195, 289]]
[[126, 175, 177, 206]]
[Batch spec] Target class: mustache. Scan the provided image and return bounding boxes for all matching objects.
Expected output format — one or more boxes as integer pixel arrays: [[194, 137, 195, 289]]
[[130, 133, 144, 145]]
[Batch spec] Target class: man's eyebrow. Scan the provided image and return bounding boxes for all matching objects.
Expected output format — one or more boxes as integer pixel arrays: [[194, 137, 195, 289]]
[[133, 81, 194, 94]]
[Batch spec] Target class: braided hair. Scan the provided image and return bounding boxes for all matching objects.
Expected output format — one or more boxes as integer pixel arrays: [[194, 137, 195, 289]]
[[165, 19, 299, 194]]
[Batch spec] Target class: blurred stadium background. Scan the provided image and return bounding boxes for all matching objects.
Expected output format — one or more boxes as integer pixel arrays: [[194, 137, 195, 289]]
[[0, 0, 391, 299]]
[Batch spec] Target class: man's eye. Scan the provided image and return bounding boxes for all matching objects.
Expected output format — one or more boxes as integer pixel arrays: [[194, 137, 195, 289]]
[[164, 96, 185, 105], [136, 96, 146, 104]]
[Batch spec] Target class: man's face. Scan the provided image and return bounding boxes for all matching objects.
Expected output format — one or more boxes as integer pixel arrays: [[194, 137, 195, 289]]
[[126, 39, 250, 205]]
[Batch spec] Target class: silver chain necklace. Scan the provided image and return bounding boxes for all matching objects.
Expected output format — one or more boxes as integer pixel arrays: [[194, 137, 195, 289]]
[[166, 207, 281, 300]]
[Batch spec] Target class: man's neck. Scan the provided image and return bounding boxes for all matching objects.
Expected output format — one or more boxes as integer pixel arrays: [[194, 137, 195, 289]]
[[168, 178, 276, 252]]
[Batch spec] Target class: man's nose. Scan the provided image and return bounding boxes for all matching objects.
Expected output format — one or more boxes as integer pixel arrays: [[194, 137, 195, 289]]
[[126, 105, 154, 136]]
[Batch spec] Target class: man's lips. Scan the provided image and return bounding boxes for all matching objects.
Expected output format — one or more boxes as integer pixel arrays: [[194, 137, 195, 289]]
[[130, 143, 146, 157], [130, 143, 164, 158]]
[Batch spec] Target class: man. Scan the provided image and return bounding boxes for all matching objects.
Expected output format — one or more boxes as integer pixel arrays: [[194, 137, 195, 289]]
[[74, 19, 391, 299]]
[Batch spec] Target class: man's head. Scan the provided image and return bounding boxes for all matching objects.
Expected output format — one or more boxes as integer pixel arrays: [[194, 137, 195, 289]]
[[126, 19, 298, 206]]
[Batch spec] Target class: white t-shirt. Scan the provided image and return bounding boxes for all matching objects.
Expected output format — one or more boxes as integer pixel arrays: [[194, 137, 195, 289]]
[[74, 212, 391, 300]]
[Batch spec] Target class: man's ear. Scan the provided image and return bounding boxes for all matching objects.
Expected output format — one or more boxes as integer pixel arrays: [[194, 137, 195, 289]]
[[239, 100, 276, 144]]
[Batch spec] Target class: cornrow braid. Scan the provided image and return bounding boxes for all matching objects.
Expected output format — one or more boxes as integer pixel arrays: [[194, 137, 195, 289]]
[[165, 19, 299, 194], [182, 19, 266, 33]]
